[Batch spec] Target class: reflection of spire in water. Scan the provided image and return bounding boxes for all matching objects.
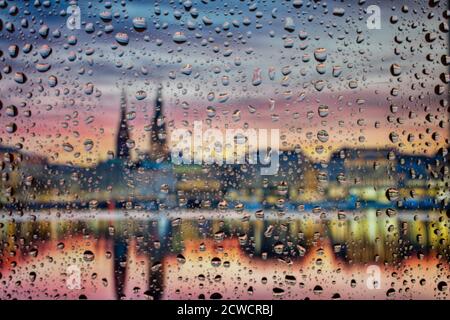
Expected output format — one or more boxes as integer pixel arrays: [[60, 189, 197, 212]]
[[147, 259, 164, 300], [253, 220, 264, 255], [113, 237, 128, 299], [144, 218, 171, 300]]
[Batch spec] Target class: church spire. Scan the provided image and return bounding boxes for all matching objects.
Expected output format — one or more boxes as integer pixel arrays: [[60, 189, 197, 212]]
[[149, 85, 168, 162], [116, 89, 131, 160]]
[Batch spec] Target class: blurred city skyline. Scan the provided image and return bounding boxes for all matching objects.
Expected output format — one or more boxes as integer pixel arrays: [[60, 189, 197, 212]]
[[0, 86, 448, 166], [0, 0, 448, 165]]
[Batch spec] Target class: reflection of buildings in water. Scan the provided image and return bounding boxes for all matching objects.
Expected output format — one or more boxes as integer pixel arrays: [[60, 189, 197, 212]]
[[163, 235, 450, 300], [145, 217, 171, 300], [147, 257, 164, 300], [111, 217, 172, 299], [209, 213, 450, 265], [113, 237, 128, 299], [0, 213, 449, 300], [2, 214, 448, 270], [327, 211, 450, 264]]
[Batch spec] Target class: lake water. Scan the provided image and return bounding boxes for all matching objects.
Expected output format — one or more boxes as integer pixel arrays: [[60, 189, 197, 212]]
[[0, 209, 449, 300]]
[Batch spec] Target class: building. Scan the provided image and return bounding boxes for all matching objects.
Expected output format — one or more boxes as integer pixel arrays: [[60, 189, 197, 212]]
[[116, 89, 131, 161], [93, 86, 176, 209], [219, 148, 320, 208], [326, 148, 449, 208], [148, 86, 169, 163]]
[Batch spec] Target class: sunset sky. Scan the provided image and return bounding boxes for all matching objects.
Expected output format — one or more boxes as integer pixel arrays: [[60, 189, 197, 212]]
[[0, 0, 448, 165]]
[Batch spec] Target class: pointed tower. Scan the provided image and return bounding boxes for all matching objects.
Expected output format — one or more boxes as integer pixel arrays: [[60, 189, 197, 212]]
[[149, 85, 168, 162], [115, 89, 131, 160]]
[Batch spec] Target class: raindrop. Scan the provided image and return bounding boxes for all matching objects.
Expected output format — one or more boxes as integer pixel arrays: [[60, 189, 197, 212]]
[[84, 139, 94, 151], [318, 105, 329, 117], [314, 48, 327, 62], [5, 123, 17, 133], [211, 257, 221, 267], [115, 33, 129, 46], [390, 64, 401, 76], [284, 17, 295, 32], [133, 17, 147, 31], [83, 250, 95, 262], [386, 188, 399, 201], [437, 281, 447, 292], [135, 90, 147, 100], [173, 32, 187, 43], [39, 44, 52, 58], [317, 130, 329, 143], [14, 72, 27, 84]]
